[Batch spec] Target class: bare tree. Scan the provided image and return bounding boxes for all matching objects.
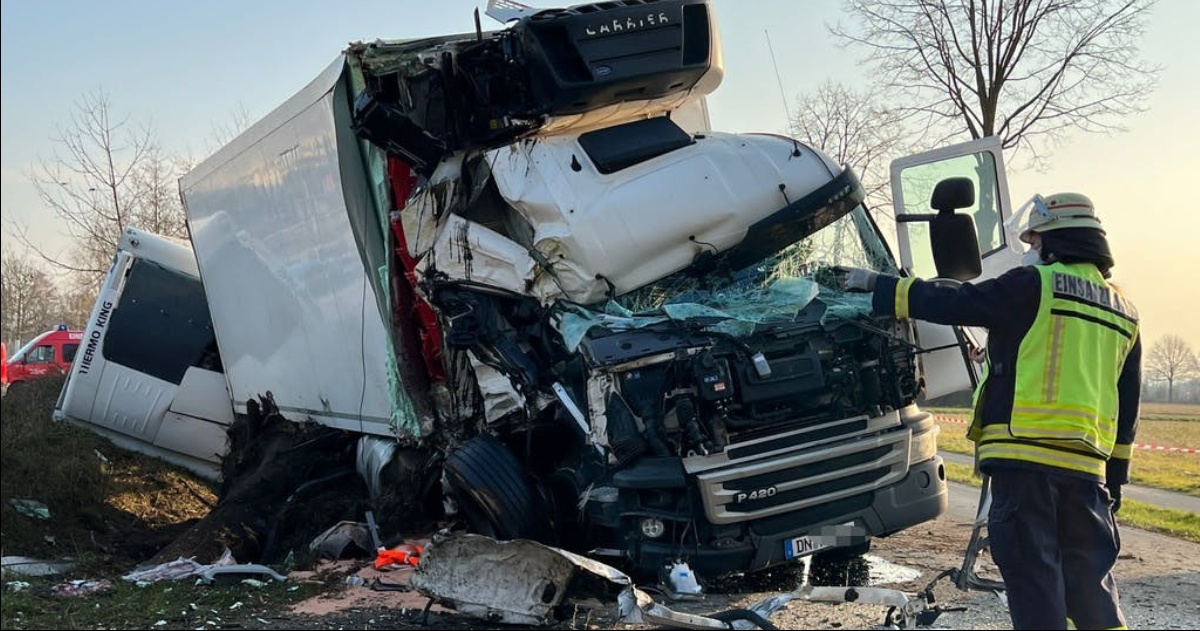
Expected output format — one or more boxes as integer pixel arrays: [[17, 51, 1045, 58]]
[[833, 0, 1159, 166], [1146, 335, 1198, 403], [790, 81, 919, 215], [1, 253, 62, 350], [128, 144, 190, 241], [50, 283, 100, 333], [207, 102, 256, 152], [15, 90, 188, 286]]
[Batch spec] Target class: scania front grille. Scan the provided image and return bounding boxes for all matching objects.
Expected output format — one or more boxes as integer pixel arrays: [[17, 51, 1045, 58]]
[[695, 429, 910, 524]]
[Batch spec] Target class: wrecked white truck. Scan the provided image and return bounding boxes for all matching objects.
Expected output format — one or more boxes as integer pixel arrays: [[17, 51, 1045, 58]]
[[57, 0, 1025, 580]]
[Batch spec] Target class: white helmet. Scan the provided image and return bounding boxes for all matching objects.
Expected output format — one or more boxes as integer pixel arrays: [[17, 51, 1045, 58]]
[[1009, 192, 1105, 244]]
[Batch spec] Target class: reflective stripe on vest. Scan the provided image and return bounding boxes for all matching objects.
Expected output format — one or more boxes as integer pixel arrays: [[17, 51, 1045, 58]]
[[977, 425, 1107, 477], [981, 263, 1137, 473]]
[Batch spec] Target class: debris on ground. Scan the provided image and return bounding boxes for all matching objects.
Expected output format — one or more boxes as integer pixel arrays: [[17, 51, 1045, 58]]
[[412, 531, 791, 629], [50, 578, 114, 598], [408, 531, 972, 630], [309, 521, 374, 561], [9, 499, 51, 520], [662, 560, 705, 601], [196, 562, 288, 585], [148, 395, 434, 571], [375, 543, 423, 570], [286, 558, 449, 618], [121, 547, 288, 586], [122, 548, 237, 584], [0, 556, 74, 578]]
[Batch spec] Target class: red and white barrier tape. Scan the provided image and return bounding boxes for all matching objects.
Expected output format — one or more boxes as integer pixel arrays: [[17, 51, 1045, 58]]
[[1129, 444, 1198, 454], [932, 415, 1198, 454]]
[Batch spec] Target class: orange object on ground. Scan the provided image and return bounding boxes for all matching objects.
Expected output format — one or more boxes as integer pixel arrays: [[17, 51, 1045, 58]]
[[374, 543, 423, 569]]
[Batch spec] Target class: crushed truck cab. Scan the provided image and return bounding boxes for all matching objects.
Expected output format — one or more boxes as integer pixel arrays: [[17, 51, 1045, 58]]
[[52, 0, 1022, 579]]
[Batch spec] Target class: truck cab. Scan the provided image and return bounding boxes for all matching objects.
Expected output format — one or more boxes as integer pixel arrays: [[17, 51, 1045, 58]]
[[3, 325, 84, 389]]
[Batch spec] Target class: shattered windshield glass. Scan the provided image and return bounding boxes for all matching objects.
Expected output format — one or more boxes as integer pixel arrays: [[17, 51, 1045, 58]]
[[556, 206, 897, 350]]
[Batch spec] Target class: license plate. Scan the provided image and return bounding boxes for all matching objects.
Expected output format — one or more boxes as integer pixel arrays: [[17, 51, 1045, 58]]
[[783, 534, 835, 559], [783, 522, 861, 559]]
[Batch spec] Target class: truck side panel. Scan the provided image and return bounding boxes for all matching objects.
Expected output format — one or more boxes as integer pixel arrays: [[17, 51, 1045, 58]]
[[179, 58, 404, 436]]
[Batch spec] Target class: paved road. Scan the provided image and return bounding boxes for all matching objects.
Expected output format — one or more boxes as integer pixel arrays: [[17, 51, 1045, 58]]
[[940, 450, 1200, 514]]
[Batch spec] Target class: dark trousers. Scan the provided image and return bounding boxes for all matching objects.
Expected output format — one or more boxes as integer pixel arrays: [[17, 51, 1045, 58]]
[[987, 467, 1126, 630]]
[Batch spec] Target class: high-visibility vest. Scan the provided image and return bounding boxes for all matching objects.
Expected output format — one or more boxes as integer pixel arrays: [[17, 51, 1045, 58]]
[[971, 262, 1138, 478]]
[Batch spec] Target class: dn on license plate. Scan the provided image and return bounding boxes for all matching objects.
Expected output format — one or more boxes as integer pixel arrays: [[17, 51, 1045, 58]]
[[783, 535, 834, 559]]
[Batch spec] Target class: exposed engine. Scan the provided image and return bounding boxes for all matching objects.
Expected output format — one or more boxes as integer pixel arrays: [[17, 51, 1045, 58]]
[[577, 304, 920, 461], [428, 280, 919, 454]]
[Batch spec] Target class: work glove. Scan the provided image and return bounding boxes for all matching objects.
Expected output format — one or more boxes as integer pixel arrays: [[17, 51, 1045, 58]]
[[1107, 483, 1123, 514], [838, 267, 879, 292]]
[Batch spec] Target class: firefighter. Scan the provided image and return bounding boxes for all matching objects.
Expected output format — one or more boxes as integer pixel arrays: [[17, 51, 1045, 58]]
[[841, 192, 1141, 630]]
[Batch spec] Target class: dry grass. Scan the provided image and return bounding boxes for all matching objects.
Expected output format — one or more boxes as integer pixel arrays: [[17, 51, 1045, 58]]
[[1, 377, 112, 562], [932, 412, 1200, 497], [1134, 419, 1200, 449], [0, 378, 324, 631], [1140, 402, 1200, 420], [0, 376, 216, 567], [941, 462, 1200, 544]]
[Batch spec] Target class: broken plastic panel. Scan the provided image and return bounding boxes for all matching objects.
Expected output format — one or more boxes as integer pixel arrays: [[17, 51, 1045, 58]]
[[350, 0, 722, 177], [412, 532, 945, 629]]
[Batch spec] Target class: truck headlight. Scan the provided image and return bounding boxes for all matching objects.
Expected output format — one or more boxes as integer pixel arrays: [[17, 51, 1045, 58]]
[[640, 517, 666, 539], [909, 425, 940, 464]]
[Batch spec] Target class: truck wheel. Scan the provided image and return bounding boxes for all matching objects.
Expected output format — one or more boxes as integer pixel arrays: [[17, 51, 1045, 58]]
[[444, 434, 550, 542]]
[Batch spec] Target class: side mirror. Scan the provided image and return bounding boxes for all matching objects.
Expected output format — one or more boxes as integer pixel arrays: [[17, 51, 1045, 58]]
[[896, 177, 983, 281]]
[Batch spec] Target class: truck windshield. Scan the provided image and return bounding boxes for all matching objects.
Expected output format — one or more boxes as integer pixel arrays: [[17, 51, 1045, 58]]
[[557, 206, 897, 348]]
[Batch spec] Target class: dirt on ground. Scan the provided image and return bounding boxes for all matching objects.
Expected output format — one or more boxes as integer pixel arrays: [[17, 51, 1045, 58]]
[[3, 379, 1198, 630]]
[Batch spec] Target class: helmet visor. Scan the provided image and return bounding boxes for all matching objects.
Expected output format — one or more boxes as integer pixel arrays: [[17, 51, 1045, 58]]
[[1005, 194, 1050, 244]]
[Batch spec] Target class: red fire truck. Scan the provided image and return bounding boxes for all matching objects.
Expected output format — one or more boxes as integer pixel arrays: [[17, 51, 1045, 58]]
[[2, 325, 84, 390]]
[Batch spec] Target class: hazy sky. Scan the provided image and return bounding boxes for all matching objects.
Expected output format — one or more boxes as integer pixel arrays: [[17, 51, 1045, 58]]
[[2, 0, 1197, 351]]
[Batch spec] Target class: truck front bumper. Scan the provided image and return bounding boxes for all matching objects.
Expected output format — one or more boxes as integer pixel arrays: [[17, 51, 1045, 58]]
[[631, 457, 947, 577]]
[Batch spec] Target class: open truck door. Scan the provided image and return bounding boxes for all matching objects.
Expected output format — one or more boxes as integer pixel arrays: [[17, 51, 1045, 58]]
[[889, 136, 1021, 399]]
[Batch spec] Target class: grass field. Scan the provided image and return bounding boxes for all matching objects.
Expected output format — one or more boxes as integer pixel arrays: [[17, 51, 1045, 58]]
[[930, 408, 1200, 497], [1139, 402, 1200, 421], [942, 462, 1200, 544]]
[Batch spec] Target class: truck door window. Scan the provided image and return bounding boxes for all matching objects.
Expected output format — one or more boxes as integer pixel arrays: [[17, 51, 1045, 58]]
[[62, 343, 80, 363], [28, 345, 56, 364], [101, 259, 218, 385], [897, 151, 1005, 279]]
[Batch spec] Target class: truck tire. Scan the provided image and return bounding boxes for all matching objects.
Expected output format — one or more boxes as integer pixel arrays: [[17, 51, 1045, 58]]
[[444, 434, 550, 542]]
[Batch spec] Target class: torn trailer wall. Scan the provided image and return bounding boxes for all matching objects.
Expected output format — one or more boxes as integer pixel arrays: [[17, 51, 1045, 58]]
[[179, 57, 425, 438]]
